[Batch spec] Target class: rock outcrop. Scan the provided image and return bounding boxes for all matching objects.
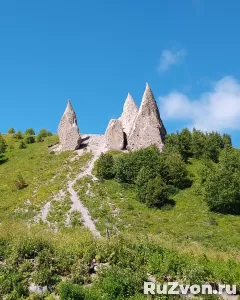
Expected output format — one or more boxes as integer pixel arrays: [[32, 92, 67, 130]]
[[118, 93, 138, 137], [58, 100, 81, 150], [105, 119, 125, 150], [127, 83, 166, 151]]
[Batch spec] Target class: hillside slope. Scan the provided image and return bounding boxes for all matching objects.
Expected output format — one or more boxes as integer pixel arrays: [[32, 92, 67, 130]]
[[1, 133, 240, 299]]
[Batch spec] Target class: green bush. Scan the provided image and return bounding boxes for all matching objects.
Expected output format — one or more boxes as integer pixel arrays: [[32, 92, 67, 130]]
[[58, 281, 85, 300], [0, 133, 7, 154], [94, 266, 145, 299], [222, 133, 232, 148], [7, 127, 15, 134], [14, 174, 28, 190], [19, 141, 27, 149], [39, 129, 52, 138], [13, 130, 23, 140], [36, 134, 44, 142], [135, 166, 156, 203], [115, 154, 137, 184], [25, 135, 35, 144], [205, 168, 240, 214], [96, 153, 115, 180], [25, 128, 35, 135], [145, 176, 169, 208], [191, 128, 206, 159], [159, 152, 191, 189], [115, 146, 160, 184]]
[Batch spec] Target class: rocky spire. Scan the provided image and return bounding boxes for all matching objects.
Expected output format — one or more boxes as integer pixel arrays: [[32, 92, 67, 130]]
[[58, 99, 81, 150], [127, 83, 166, 151], [105, 119, 125, 150], [118, 93, 138, 137]]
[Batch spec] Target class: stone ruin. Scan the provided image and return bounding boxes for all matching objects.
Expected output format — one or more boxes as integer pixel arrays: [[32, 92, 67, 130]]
[[57, 84, 166, 152], [105, 83, 166, 151], [58, 100, 81, 150]]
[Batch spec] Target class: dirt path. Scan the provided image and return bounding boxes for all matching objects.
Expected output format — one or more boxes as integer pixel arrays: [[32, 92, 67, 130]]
[[67, 134, 107, 238]]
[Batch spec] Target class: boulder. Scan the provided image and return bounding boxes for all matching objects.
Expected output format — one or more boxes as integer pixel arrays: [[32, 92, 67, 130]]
[[58, 100, 81, 150], [128, 83, 166, 151], [118, 93, 138, 137], [105, 119, 125, 150]]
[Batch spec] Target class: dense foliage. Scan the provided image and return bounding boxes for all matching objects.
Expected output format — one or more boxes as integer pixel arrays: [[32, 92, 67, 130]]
[[96, 146, 190, 208], [0, 133, 7, 154], [25, 128, 35, 135], [1, 229, 240, 299]]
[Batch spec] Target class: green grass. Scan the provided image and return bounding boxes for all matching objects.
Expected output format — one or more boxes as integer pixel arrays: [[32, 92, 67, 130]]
[[74, 158, 240, 257], [1, 135, 240, 298], [0, 134, 92, 223]]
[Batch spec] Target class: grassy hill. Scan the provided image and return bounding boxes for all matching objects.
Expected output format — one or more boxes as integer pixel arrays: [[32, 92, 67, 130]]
[[1, 133, 240, 299]]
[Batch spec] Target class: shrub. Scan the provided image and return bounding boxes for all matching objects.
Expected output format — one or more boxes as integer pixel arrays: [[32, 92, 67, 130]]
[[25, 135, 35, 144], [39, 129, 52, 138], [204, 132, 223, 162], [57, 281, 85, 300], [96, 153, 115, 180], [191, 128, 206, 159], [222, 133, 232, 148], [94, 266, 145, 299], [115, 146, 160, 184], [115, 154, 136, 183], [70, 259, 89, 284], [14, 174, 28, 190], [36, 134, 44, 142], [0, 133, 7, 154], [159, 152, 190, 189], [135, 166, 156, 203], [205, 168, 240, 214], [19, 141, 27, 149], [8, 127, 15, 134], [178, 128, 193, 162], [145, 176, 169, 208], [198, 159, 215, 184], [13, 130, 23, 139], [25, 128, 35, 135]]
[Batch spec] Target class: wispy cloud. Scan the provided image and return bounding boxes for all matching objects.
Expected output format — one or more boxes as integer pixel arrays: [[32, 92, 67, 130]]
[[158, 49, 186, 72], [159, 76, 240, 132]]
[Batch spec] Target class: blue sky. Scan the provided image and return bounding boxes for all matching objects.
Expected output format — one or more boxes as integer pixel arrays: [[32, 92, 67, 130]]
[[1, 0, 240, 146]]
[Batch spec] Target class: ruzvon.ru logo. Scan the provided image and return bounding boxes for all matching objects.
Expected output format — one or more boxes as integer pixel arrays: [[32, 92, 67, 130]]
[[144, 282, 237, 295]]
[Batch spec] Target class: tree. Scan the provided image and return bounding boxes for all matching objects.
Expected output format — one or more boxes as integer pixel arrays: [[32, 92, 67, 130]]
[[115, 154, 136, 183], [205, 168, 240, 214], [220, 147, 240, 173], [204, 132, 222, 162], [191, 128, 206, 159], [145, 176, 169, 208], [178, 128, 192, 162], [38, 129, 52, 138], [222, 133, 232, 148], [159, 152, 191, 189], [0, 133, 7, 154], [36, 134, 44, 142], [25, 135, 35, 144], [8, 127, 15, 134], [135, 166, 156, 203], [164, 133, 180, 154], [25, 128, 35, 135], [96, 153, 115, 180], [19, 141, 27, 149], [14, 130, 23, 140]]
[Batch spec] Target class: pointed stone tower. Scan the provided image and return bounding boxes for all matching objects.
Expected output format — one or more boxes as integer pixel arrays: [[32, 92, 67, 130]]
[[118, 93, 138, 137], [105, 119, 125, 150], [58, 100, 81, 150], [128, 83, 166, 151]]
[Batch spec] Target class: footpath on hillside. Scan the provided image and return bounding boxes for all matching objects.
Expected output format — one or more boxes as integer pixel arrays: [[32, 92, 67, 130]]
[[67, 134, 107, 238]]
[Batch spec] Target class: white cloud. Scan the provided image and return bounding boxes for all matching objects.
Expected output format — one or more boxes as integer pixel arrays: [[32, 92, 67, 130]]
[[158, 49, 186, 72], [159, 76, 240, 132]]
